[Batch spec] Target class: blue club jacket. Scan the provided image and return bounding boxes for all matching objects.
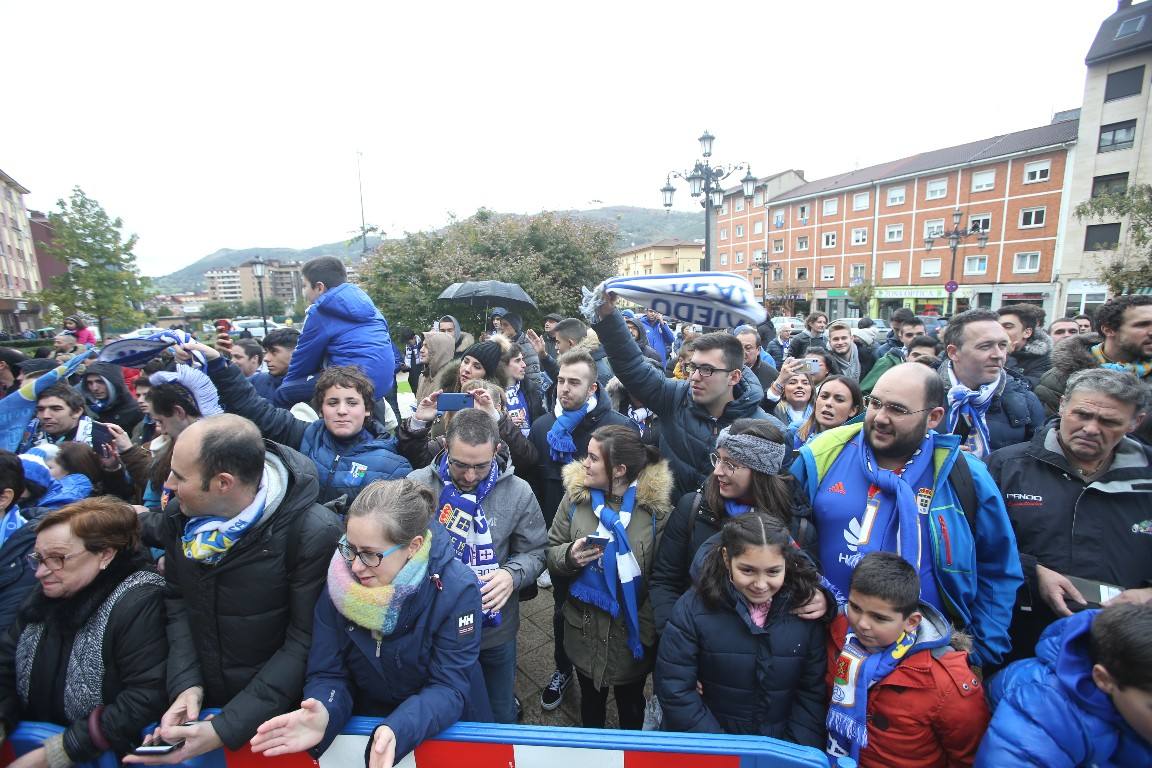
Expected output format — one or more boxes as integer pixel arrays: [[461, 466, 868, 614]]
[[304, 529, 489, 759], [977, 610, 1152, 767], [792, 424, 1022, 668]]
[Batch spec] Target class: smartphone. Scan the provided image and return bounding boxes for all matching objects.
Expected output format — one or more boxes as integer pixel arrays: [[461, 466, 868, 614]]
[[585, 534, 611, 549], [804, 358, 821, 374], [1064, 575, 1123, 611], [133, 740, 185, 755], [213, 318, 232, 332], [438, 393, 474, 412]]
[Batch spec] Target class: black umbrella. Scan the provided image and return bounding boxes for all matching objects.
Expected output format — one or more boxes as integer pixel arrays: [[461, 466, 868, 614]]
[[437, 280, 538, 312]]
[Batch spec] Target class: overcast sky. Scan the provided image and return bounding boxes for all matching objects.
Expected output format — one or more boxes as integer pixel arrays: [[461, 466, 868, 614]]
[[2, 0, 1119, 278]]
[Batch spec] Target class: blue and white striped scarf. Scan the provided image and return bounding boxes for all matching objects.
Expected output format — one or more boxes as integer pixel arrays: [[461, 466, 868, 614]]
[[581, 272, 765, 328]]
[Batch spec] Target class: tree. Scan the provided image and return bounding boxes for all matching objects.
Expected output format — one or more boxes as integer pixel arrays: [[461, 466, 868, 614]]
[[202, 301, 241, 319], [360, 209, 618, 332], [36, 187, 150, 335], [847, 280, 876, 314], [1074, 184, 1152, 295]]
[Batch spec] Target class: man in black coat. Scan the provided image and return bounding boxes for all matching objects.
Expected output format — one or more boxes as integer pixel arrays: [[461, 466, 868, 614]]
[[131, 415, 341, 764]]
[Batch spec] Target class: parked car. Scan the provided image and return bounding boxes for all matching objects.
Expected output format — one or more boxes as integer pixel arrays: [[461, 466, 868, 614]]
[[229, 317, 283, 339], [835, 317, 891, 333]]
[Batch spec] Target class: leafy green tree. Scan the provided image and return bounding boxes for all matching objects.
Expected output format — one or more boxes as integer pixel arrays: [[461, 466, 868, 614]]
[[202, 301, 241, 319], [1075, 184, 1152, 295], [36, 187, 150, 336], [847, 279, 876, 314], [361, 209, 618, 332]]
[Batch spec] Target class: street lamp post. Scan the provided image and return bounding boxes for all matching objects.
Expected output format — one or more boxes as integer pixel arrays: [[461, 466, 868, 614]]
[[923, 207, 990, 317], [753, 252, 772, 310], [661, 131, 756, 271], [252, 255, 268, 336]]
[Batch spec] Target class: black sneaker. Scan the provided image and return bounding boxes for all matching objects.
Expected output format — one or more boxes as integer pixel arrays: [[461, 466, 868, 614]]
[[540, 670, 572, 711]]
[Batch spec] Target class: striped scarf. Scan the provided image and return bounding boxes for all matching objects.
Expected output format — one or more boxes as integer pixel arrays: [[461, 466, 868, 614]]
[[327, 532, 432, 636], [1092, 343, 1152, 379], [181, 483, 267, 564], [827, 629, 918, 761]]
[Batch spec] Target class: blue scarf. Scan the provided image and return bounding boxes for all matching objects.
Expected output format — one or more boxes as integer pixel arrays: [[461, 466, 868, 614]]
[[723, 500, 753, 518], [0, 505, 24, 548], [944, 364, 1000, 459], [436, 454, 502, 627], [859, 438, 936, 573], [546, 396, 594, 463], [181, 484, 268, 564], [505, 383, 531, 437], [827, 629, 918, 760], [569, 483, 645, 659]]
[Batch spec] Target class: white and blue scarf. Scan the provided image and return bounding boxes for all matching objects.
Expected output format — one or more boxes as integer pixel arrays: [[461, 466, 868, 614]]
[[580, 272, 766, 328], [569, 483, 645, 659], [0, 505, 24, 548], [181, 482, 268, 564], [827, 629, 918, 761], [505, 383, 531, 438], [859, 439, 935, 573], [546, 396, 595, 463], [944, 363, 1000, 459], [437, 454, 502, 627]]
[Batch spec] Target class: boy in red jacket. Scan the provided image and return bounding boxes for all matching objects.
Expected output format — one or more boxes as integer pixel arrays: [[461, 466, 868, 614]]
[[826, 552, 989, 767]]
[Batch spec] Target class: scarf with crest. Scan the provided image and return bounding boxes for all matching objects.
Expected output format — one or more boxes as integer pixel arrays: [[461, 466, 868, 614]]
[[437, 454, 502, 627], [327, 531, 431, 636], [827, 628, 918, 760]]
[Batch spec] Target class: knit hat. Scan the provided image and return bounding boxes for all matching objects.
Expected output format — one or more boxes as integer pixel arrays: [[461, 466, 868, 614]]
[[545, 312, 564, 323], [502, 312, 523, 335], [19, 454, 53, 494], [620, 309, 636, 320], [461, 341, 503, 377]]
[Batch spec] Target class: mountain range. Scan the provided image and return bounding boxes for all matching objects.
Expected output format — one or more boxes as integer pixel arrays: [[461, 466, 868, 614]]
[[149, 206, 705, 294]]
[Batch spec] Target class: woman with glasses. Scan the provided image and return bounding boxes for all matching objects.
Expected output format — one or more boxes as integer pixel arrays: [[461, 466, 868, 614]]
[[251, 478, 488, 767], [789, 375, 864, 449], [546, 425, 672, 730], [0, 497, 167, 766], [650, 419, 824, 637]]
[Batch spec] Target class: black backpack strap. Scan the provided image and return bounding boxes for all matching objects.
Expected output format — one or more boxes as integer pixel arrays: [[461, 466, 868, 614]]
[[948, 454, 979, 535]]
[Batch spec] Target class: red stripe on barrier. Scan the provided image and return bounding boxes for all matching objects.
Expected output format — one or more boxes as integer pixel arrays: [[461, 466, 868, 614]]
[[413, 740, 514, 766], [624, 752, 740, 768], [221, 744, 318, 767], [1, 742, 15, 767]]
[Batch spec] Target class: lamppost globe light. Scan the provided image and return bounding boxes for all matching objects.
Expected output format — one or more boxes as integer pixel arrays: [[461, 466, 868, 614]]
[[741, 169, 757, 199], [710, 186, 725, 209], [952, 207, 963, 227], [661, 180, 676, 208], [252, 254, 266, 279], [698, 131, 715, 158], [687, 170, 704, 197]]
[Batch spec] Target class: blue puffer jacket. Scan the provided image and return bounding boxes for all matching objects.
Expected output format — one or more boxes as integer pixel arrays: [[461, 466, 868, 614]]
[[792, 424, 1023, 669], [937, 363, 1046, 453], [977, 610, 1152, 767], [304, 528, 488, 760], [208, 359, 411, 504], [278, 282, 396, 406]]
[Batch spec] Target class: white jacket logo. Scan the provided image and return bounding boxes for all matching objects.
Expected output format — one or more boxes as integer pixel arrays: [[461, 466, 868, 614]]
[[1006, 493, 1043, 502]]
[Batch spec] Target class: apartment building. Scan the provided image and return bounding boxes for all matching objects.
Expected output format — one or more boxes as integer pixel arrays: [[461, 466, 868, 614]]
[[616, 238, 704, 276], [715, 121, 1077, 320], [0, 168, 43, 332], [206, 259, 304, 306]]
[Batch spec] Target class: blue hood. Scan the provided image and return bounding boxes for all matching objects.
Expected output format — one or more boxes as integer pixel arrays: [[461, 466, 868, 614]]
[[1041, 610, 1124, 726], [37, 474, 93, 509], [314, 282, 382, 324]]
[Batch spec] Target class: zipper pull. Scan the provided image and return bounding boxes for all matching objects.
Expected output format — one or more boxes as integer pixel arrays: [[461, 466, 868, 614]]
[[432, 573, 443, 591], [373, 630, 382, 658]]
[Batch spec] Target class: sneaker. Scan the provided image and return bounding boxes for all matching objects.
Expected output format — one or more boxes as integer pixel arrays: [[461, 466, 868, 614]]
[[536, 570, 552, 589], [540, 669, 572, 711]]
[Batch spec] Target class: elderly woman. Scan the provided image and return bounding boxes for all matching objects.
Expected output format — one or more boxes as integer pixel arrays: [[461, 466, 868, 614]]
[[250, 479, 486, 768], [0, 497, 166, 767]]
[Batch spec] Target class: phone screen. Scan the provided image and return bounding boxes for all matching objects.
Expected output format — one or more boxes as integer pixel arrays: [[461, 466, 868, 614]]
[[133, 740, 184, 755]]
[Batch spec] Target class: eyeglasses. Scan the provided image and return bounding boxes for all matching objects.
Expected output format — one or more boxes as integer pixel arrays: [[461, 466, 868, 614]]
[[447, 457, 492, 474], [26, 550, 87, 571], [709, 452, 748, 474], [685, 363, 735, 378], [862, 395, 934, 418], [337, 536, 405, 568]]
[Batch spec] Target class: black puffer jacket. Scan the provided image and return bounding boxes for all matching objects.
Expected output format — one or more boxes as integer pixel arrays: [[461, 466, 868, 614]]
[[82, 362, 143, 434], [1006, 329, 1053, 389], [594, 311, 776, 500], [148, 441, 342, 749], [0, 554, 166, 762], [937, 362, 1046, 453]]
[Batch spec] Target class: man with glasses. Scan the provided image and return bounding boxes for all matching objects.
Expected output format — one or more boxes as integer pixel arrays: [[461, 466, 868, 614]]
[[129, 414, 341, 765], [593, 294, 777, 500], [734, 324, 778, 399], [792, 362, 1022, 671], [409, 409, 546, 724]]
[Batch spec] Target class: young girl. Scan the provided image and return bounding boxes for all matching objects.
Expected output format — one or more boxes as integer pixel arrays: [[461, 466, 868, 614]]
[[655, 512, 827, 746]]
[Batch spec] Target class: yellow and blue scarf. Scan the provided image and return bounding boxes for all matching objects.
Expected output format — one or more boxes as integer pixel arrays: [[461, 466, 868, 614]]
[[181, 483, 268, 564], [827, 629, 917, 761]]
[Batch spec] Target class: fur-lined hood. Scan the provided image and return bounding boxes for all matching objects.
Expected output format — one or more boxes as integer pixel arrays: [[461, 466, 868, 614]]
[[1049, 333, 1102, 376], [573, 331, 604, 357], [605, 376, 628, 412], [1015, 327, 1053, 360], [561, 457, 674, 518]]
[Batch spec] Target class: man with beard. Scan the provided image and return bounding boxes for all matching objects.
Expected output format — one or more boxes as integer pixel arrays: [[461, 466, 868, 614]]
[[792, 362, 1022, 671]]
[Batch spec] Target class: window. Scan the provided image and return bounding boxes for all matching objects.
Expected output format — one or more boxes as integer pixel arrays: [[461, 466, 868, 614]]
[[851, 264, 866, 280], [1023, 160, 1051, 184], [773, 209, 785, 227], [885, 223, 904, 242], [1019, 207, 1046, 228], [823, 231, 837, 248], [964, 255, 988, 275], [971, 170, 996, 192], [851, 227, 868, 245], [773, 238, 784, 253], [753, 249, 764, 262], [924, 218, 945, 238], [735, 251, 744, 264], [920, 258, 942, 277], [882, 260, 901, 279], [721, 203, 729, 215], [735, 224, 744, 237], [720, 228, 728, 240], [735, 198, 744, 212], [853, 191, 869, 211], [772, 267, 783, 281], [1115, 15, 1145, 39], [1105, 65, 1145, 101], [753, 191, 764, 207], [798, 204, 809, 222], [823, 198, 839, 216], [969, 213, 991, 232], [1013, 251, 1040, 273], [1099, 120, 1137, 152], [1092, 172, 1129, 197], [887, 186, 906, 205], [797, 235, 809, 251], [926, 178, 948, 200], [796, 267, 809, 281], [753, 220, 764, 235], [821, 265, 836, 281], [1084, 223, 1121, 250], [719, 252, 728, 266]]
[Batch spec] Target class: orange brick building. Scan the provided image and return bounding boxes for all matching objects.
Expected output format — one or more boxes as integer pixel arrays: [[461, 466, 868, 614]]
[[714, 119, 1078, 320]]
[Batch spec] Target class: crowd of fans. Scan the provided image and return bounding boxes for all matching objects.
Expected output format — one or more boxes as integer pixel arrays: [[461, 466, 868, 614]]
[[0, 256, 1150, 768]]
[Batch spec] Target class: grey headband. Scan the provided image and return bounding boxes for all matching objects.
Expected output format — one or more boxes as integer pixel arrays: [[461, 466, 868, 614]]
[[715, 428, 787, 475]]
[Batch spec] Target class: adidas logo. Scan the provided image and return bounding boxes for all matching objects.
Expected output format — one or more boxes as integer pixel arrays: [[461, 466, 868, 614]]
[[828, 481, 847, 495]]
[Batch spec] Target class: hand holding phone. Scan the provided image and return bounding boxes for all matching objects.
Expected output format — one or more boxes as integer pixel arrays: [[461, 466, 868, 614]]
[[133, 738, 185, 755], [585, 534, 611, 550], [804, 358, 821, 374]]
